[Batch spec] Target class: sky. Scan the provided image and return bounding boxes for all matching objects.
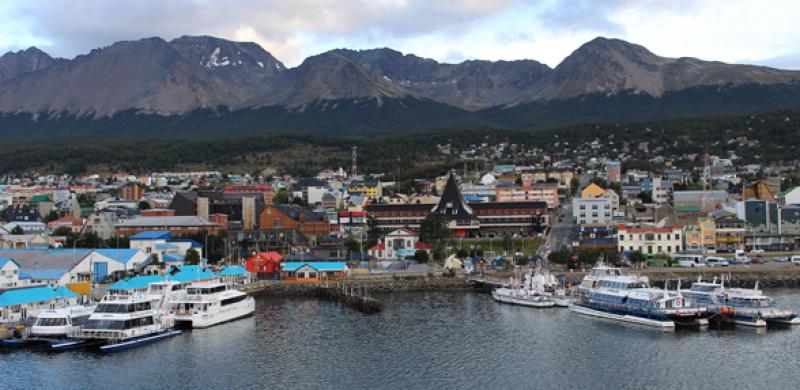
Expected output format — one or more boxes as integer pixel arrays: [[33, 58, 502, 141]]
[[1, 0, 799, 69]]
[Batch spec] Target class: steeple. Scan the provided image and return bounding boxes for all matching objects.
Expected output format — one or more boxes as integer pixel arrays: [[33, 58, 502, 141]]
[[431, 171, 474, 220]]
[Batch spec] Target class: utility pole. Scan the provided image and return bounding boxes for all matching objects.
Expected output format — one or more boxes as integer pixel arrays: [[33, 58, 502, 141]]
[[351, 146, 358, 179]]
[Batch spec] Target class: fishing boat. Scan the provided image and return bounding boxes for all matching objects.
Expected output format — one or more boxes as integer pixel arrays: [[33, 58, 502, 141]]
[[571, 265, 710, 329], [492, 270, 555, 308], [79, 292, 179, 353], [527, 269, 572, 307], [683, 277, 800, 327], [170, 282, 255, 328]]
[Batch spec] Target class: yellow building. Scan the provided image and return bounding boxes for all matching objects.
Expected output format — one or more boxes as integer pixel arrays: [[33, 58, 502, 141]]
[[715, 215, 746, 252], [349, 180, 380, 198], [580, 183, 606, 198], [685, 216, 717, 253]]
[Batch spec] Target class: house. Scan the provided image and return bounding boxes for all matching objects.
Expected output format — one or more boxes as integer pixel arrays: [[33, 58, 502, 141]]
[[580, 183, 606, 199], [82, 210, 120, 239], [0, 257, 21, 288], [617, 224, 683, 255], [348, 180, 380, 198], [640, 177, 671, 204], [217, 265, 253, 286], [280, 262, 348, 281], [245, 251, 282, 275], [128, 231, 204, 261], [368, 228, 431, 260], [47, 215, 84, 234], [0, 204, 40, 223], [258, 205, 330, 242], [685, 216, 717, 253], [0, 233, 49, 249]]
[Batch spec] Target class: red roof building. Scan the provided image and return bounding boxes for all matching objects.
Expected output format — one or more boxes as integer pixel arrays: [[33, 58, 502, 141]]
[[245, 251, 283, 274]]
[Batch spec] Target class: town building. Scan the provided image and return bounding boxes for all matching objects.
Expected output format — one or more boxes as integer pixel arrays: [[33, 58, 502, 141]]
[[617, 224, 683, 255], [115, 216, 221, 236], [368, 228, 431, 260], [365, 172, 548, 237], [495, 182, 559, 208], [685, 216, 716, 253], [280, 262, 348, 281], [0, 257, 21, 288], [715, 215, 746, 253], [258, 205, 330, 242]]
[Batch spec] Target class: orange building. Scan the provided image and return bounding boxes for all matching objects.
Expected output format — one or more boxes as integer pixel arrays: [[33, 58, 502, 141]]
[[259, 205, 330, 240], [120, 183, 144, 201]]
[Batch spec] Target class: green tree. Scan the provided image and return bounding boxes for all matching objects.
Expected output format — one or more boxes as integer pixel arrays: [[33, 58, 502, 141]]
[[629, 251, 646, 264], [273, 189, 289, 205], [456, 248, 469, 259], [52, 226, 73, 236], [419, 214, 451, 243], [414, 250, 430, 263], [185, 248, 201, 265], [637, 191, 653, 204], [43, 210, 60, 223], [570, 177, 581, 196], [547, 249, 572, 264], [10, 225, 24, 235]]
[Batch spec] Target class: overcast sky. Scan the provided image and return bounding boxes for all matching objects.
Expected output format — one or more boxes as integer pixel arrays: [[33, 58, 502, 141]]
[[2, 0, 799, 69]]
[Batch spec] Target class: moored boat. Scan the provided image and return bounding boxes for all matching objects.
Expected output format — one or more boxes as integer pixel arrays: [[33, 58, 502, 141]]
[[170, 282, 255, 328], [682, 278, 799, 327]]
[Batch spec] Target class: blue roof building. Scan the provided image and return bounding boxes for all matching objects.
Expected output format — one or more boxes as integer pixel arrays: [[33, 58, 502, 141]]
[[130, 231, 172, 240], [0, 285, 78, 307]]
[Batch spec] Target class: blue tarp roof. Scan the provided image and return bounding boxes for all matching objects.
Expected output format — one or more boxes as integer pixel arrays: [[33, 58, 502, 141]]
[[155, 243, 179, 250], [169, 265, 218, 282], [281, 262, 348, 272], [217, 266, 249, 276], [0, 286, 78, 307], [162, 254, 185, 263], [94, 249, 142, 265], [19, 268, 69, 281], [130, 231, 172, 240]]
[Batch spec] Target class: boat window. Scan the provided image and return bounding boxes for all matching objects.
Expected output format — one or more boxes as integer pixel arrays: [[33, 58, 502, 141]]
[[36, 317, 67, 327], [221, 295, 247, 306], [85, 319, 126, 330]]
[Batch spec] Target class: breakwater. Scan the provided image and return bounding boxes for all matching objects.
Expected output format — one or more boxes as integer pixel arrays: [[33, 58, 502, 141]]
[[243, 276, 476, 297]]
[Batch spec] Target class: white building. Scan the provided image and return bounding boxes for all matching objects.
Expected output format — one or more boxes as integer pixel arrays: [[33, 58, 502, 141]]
[[368, 228, 431, 260], [0, 257, 21, 288], [617, 224, 683, 255], [783, 187, 800, 205], [573, 197, 614, 226], [129, 231, 204, 262]]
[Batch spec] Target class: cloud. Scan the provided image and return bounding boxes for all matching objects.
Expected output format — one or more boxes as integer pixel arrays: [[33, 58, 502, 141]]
[[0, 0, 518, 66]]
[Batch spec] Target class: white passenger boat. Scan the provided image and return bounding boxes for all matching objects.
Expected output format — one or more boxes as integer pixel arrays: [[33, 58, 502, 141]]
[[171, 282, 255, 328], [683, 278, 800, 327], [80, 292, 179, 353], [571, 265, 710, 329], [492, 270, 555, 308]]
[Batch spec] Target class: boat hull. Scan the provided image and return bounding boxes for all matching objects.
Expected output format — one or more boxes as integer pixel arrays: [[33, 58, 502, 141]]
[[492, 291, 555, 308], [570, 304, 675, 329], [174, 298, 256, 328], [100, 330, 182, 353]]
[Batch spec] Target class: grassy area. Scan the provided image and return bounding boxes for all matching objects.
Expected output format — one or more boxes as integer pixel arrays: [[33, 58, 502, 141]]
[[448, 238, 541, 258]]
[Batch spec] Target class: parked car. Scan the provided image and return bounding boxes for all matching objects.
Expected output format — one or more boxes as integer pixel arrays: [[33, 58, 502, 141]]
[[750, 257, 766, 265], [791, 256, 800, 265], [734, 250, 750, 265], [750, 249, 766, 255], [704, 257, 729, 267], [675, 254, 706, 268], [773, 256, 789, 262]]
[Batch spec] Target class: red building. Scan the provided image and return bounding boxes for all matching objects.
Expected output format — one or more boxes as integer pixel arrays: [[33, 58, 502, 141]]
[[223, 184, 276, 204]]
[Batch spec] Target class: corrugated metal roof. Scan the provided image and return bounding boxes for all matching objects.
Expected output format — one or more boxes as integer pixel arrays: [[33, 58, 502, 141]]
[[94, 249, 143, 265], [217, 266, 249, 276], [0, 257, 19, 268], [130, 231, 172, 240], [0, 285, 78, 307], [281, 262, 348, 272], [19, 268, 69, 281]]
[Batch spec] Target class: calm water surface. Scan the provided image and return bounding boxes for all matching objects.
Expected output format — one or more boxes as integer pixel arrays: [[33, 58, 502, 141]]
[[2, 289, 800, 390]]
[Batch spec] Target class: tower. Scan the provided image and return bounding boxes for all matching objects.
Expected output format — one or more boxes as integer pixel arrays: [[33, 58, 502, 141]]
[[351, 146, 358, 178]]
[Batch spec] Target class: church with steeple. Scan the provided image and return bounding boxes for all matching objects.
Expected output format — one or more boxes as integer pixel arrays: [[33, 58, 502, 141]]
[[366, 171, 548, 237]]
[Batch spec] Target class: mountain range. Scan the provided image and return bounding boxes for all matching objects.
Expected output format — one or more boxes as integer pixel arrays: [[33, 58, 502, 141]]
[[1, 35, 800, 139]]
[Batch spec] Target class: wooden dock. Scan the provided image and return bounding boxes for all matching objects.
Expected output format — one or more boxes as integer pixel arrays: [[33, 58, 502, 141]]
[[312, 284, 384, 314]]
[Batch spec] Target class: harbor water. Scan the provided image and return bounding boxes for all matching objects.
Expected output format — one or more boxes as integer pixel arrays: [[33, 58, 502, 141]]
[[2, 289, 800, 389]]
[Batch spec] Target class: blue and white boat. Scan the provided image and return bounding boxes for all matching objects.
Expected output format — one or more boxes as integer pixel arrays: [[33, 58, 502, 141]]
[[571, 265, 710, 329], [79, 292, 180, 353], [683, 278, 800, 327]]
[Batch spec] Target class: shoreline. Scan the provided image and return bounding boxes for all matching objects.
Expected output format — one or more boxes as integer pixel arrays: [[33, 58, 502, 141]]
[[242, 266, 800, 296]]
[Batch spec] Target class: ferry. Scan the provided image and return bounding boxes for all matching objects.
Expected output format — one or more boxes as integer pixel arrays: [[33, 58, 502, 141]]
[[170, 282, 255, 328], [683, 278, 800, 327], [571, 265, 710, 329], [528, 269, 572, 307], [1, 305, 96, 350], [79, 292, 180, 353]]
